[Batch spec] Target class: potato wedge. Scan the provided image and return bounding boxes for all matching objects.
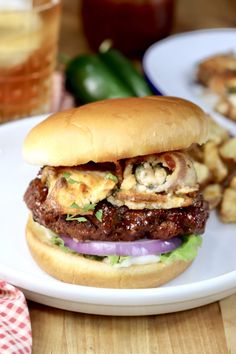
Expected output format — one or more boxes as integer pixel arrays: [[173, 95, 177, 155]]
[[197, 53, 236, 86], [193, 161, 211, 186], [220, 188, 236, 223], [207, 115, 230, 145], [219, 137, 236, 162], [216, 95, 236, 122], [230, 176, 236, 190], [203, 141, 228, 182], [203, 184, 222, 209]]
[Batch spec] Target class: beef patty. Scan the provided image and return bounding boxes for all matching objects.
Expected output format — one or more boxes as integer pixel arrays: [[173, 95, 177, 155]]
[[24, 178, 209, 242]]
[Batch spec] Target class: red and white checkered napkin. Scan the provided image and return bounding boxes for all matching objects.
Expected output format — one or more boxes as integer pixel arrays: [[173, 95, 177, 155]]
[[0, 280, 32, 354]]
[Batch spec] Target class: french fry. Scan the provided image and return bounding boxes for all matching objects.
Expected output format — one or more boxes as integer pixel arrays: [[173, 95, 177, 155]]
[[216, 97, 236, 122], [230, 176, 236, 190], [208, 74, 236, 94], [203, 184, 222, 209], [207, 115, 230, 145], [193, 161, 211, 186], [197, 53, 236, 86], [220, 188, 236, 223], [203, 141, 228, 182], [219, 137, 236, 162]]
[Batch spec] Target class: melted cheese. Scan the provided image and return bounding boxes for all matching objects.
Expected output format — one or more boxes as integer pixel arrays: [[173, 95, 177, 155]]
[[41, 167, 117, 214]]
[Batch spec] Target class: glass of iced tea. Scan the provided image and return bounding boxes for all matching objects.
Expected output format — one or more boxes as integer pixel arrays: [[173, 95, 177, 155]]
[[0, 0, 61, 123]]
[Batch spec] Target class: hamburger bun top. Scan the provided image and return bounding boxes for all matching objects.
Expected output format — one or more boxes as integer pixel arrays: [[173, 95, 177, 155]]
[[26, 215, 193, 289], [23, 96, 209, 166]]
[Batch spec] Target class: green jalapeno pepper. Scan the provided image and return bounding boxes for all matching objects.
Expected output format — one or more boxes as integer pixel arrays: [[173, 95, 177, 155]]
[[99, 47, 153, 97], [65, 55, 135, 104], [65, 45, 153, 104]]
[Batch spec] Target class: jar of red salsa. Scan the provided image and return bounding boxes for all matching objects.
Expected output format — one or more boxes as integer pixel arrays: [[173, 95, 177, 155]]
[[81, 0, 175, 57]]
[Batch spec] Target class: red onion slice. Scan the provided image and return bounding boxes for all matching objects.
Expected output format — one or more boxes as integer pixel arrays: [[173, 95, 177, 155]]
[[60, 236, 182, 257]]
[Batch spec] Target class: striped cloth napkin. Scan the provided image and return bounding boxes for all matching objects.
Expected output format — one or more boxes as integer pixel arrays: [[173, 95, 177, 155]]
[[0, 280, 32, 353]]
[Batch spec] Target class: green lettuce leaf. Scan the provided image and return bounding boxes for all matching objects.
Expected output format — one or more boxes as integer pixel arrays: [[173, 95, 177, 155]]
[[160, 234, 202, 264], [51, 235, 76, 254], [107, 255, 131, 266]]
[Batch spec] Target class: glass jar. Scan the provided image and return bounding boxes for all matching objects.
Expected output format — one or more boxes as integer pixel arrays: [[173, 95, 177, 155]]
[[81, 0, 175, 57]]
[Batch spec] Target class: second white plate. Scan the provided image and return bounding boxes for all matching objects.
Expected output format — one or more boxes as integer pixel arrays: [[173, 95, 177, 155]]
[[143, 28, 236, 135]]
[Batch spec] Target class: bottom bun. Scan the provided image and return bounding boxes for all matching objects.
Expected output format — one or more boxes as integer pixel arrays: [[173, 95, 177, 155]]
[[26, 215, 193, 289]]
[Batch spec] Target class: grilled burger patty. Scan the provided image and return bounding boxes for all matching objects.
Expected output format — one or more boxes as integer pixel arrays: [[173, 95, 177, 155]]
[[24, 178, 209, 242]]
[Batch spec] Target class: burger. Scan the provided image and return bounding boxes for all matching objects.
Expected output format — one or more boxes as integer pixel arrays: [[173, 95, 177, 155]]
[[23, 96, 209, 288]]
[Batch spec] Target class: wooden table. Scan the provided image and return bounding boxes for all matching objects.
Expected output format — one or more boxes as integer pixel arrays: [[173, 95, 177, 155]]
[[29, 0, 236, 353]]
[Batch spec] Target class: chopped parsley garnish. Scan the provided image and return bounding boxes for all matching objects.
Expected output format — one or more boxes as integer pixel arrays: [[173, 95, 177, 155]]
[[69, 202, 96, 212], [62, 172, 71, 179], [68, 178, 80, 184], [62, 172, 80, 185], [70, 202, 80, 209], [95, 209, 103, 222], [105, 172, 118, 183], [66, 214, 87, 222], [82, 203, 96, 212]]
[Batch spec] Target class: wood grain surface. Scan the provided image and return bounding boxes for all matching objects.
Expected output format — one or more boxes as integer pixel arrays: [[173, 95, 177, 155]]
[[29, 0, 236, 353], [29, 301, 230, 354]]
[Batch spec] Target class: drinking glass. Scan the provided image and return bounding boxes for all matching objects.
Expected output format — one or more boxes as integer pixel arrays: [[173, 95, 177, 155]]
[[0, 0, 61, 122]]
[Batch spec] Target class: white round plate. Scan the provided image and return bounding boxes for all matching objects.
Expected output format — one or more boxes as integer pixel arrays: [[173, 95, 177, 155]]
[[0, 116, 236, 316], [143, 28, 236, 135]]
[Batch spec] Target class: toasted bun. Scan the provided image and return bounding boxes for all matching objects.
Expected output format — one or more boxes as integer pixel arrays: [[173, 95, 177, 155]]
[[23, 96, 208, 166], [26, 215, 193, 289]]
